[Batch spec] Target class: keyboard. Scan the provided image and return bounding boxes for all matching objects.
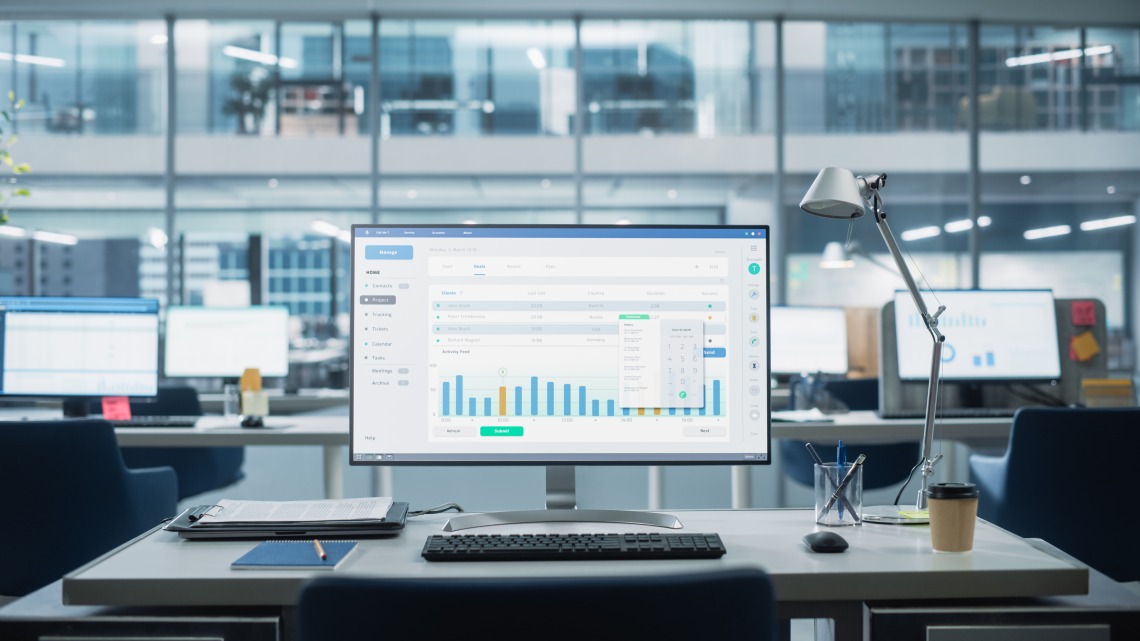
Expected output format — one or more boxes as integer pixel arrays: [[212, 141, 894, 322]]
[[108, 415, 201, 428], [422, 532, 726, 561], [878, 407, 1017, 419]]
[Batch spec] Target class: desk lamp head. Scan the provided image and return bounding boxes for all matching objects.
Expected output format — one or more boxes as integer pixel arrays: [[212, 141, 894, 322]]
[[799, 167, 887, 220]]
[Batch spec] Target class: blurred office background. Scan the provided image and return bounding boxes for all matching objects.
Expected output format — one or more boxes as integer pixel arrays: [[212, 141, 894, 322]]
[[0, 0, 1137, 508]]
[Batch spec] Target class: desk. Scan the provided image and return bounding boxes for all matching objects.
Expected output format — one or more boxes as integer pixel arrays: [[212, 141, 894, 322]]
[[62, 509, 1087, 641]]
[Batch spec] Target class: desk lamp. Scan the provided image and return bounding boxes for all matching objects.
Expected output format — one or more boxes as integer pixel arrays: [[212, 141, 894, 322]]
[[800, 167, 946, 522]]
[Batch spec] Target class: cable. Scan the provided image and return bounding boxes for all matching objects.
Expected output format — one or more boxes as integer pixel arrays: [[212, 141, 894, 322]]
[[408, 502, 464, 517]]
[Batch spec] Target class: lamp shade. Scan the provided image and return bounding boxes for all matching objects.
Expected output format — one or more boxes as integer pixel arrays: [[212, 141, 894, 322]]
[[800, 167, 866, 219]]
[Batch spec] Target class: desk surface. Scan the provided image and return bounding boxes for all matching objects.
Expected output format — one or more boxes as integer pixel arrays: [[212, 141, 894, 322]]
[[63, 509, 1086, 608]]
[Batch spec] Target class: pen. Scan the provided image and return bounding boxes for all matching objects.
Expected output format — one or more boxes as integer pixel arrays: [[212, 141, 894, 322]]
[[804, 442, 857, 518], [836, 441, 847, 519], [818, 453, 866, 521], [313, 539, 327, 561]]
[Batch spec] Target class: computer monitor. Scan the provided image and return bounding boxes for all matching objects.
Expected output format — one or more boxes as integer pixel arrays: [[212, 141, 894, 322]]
[[350, 224, 771, 529], [0, 296, 160, 414], [770, 306, 848, 377], [164, 306, 291, 379], [894, 289, 1061, 382]]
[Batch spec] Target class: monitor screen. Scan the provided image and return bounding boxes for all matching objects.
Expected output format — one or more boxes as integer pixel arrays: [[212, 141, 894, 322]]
[[0, 296, 159, 397], [164, 306, 291, 378], [894, 289, 1061, 381], [770, 306, 848, 376], [350, 225, 771, 465]]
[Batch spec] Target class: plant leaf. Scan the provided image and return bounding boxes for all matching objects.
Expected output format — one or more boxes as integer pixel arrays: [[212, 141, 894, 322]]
[[13, 163, 31, 174], [6, 91, 12, 102], [12, 188, 30, 197], [2, 156, 11, 167]]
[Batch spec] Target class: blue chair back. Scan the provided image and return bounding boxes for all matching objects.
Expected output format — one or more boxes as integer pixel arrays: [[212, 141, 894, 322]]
[[120, 385, 245, 500], [970, 407, 1140, 582], [297, 568, 777, 641], [0, 419, 177, 596]]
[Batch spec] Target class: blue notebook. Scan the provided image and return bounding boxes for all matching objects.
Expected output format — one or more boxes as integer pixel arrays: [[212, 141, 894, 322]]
[[231, 540, 358, 570]]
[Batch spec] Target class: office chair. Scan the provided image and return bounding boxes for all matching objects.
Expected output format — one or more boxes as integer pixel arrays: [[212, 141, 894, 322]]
[[120, 385, 245, 500], [0, 419, 177, 597], [297, 568, 777, 641], [782, 378, 922, 490], [969, 406, 1140, 583]]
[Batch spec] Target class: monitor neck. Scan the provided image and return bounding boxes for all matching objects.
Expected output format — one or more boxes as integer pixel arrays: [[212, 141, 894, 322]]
[[61, 397, 92, 418], [441, 465, 683, 532]]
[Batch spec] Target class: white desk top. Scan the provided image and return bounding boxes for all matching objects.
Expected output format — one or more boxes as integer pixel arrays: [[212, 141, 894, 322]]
[[63, 509, 1086, 608]]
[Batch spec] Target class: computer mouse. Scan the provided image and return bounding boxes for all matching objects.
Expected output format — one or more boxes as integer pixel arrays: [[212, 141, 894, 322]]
[[240, 415, 265, 428], [803, 531, 849, 553]]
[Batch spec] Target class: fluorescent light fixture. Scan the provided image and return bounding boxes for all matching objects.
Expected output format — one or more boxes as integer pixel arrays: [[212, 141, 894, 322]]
[[1005, 44, 1113, 67], [310, 220, 341, 237], [0, 52, 66, 67], [32, 231, 78, 245], [1106, 185, 1116, 195], [900, 226, 942, 241], [0, 225, 27, 238], [526, 47, 547, 69], [222, 45, 297, 69], [1019, 175, 1032, 185], [1023, 225, 1071, 240], [1079, 215, 1136, 231], [943, 219, 974, 233], [146, 227, 168, 249], [978, 216, 992, 227], [666, 189, 678, 200], [406, 189, 418, 200], [150, 34, 168, 45], [336, 231, 351, 244]]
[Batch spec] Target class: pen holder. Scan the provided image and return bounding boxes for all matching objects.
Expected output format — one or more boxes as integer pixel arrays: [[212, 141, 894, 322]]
[[814, 463, 863, 526]]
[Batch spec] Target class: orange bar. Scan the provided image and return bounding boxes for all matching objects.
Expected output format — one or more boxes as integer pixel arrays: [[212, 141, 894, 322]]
[[499, 386, 507, 416], [653, 408, 661, 415], [637, 408, 645, 416]]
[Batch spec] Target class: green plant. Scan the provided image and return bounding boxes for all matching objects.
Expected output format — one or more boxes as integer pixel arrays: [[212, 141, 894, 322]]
[[222, 67, 274, 135], [0, 91, 31, 225]]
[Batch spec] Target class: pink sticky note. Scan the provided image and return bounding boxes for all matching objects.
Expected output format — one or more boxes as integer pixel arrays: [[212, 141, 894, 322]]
[[102, 396, 132, 421], [1071, 300, 1096, 326]]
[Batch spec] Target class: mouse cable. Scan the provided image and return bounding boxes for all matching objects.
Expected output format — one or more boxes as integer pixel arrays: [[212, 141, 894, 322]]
[[892, 457, 925, 506], [408, 502, 464, 517]]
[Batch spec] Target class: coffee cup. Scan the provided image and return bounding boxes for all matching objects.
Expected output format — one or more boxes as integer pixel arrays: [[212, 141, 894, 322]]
[[925, 482, 979, 552]]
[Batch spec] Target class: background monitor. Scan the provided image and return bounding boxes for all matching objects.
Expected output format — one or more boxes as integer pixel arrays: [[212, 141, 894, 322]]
[[350, 225, 771, 468], [894, 289, 1061, 381], [164, 306, 291, 378], [770, 306, 849, 376], [0, 296, 160, 398]]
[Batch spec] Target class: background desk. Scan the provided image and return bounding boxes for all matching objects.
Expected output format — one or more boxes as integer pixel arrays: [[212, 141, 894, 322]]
[[62, 509, 1086, 641]]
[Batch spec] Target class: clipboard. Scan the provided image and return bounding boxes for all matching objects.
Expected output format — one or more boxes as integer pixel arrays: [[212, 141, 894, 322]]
[[165, 501, 408, 539]]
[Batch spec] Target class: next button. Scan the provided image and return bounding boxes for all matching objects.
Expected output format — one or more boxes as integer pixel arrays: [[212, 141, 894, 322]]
[[365, 245, 413, 260], [480, 426, 524, 437]]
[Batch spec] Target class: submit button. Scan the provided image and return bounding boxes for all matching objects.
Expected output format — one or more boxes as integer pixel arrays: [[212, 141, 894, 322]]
[[480, 426, 524, 437]]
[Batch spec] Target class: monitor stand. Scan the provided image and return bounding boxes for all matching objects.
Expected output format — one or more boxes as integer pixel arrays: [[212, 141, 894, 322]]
[[442, 465, 684, 532], [61, 397, 92, 418]]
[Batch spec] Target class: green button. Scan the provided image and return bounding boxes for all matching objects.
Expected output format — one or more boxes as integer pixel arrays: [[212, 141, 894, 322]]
[[679, 391, 687, 399], [748, 262, 761, 275], [480, 426, 524, 437], [619, 314, 650, 319]]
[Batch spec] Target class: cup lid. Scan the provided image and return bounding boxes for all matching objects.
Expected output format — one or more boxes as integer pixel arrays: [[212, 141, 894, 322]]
[[925, 482, 978, 499]]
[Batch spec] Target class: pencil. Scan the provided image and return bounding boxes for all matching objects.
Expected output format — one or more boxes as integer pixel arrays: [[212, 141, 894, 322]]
[[313, 539, 327, 560]]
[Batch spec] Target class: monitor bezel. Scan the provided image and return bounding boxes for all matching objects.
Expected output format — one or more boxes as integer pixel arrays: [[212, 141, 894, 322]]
[[893, 288, 1063, 383], [0, 295, 161, 399], [348, 223, 772, 467], [769, 305, 849, 377]]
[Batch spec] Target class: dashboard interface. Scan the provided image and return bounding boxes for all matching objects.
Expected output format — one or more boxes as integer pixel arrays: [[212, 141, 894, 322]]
[[350, 225, 770, 464]]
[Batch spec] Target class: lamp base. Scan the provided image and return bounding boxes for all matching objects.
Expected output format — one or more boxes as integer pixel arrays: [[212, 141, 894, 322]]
[[861, 504, 929, 525]]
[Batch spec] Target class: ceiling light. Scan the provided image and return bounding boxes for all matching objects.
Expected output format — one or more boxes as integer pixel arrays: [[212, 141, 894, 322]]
[[1106, 185, 1116, 195], [150, 34, 168, 45], [32, 231, 79, 245], [1023, 225, 1071, 240], [540, 179, 551, 189], [222, 45, 297, 69], [310, 220, 341, 237], [526, 47, 547, 70], [146, 228, 168, 249], [978, 216, 992, 227], [267, 178, 279, 188], [0, 225, 27, 238], [1005, 44, 1113, 68], [666, 189, 678, 200], [337, 231, 351, 244], [462, 219, 478, 225], [615, 218, 632, 226], [406, 189, 418, 200], [0, 52, 66, 67], [1019, 175, 1032, 185], [481, 101, 495, 114], [943, 219, 973, 233], [900, 226, 942, 241], [1079, 215, 1136, 231]]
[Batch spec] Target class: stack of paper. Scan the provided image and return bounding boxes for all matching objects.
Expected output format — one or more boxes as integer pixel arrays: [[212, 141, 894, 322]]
[[165, 498, 407, 539]]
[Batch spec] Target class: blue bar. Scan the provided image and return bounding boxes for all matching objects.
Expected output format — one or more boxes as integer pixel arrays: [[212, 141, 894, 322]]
[[442, 382, 450, 416], [669, 408, 676, 415], [564, 384, 571, 416], [515, 386, 523, 416], [592, 400, 599, 416], [483, 398, 491, 416], [986, 352, 995, 366], [578, 386, 586, 416], [684, 408, 691, 416], [699, 385, 707, 416], [530, 377, 538, 416], [456, 375, 464, 416], [468, 398, 476, 416], [607, 400, 615, 416], [973, 355, 981, 366], [622, 408, 630, 416], [713, 379, 721, 416], [546, 382, 554, 416]]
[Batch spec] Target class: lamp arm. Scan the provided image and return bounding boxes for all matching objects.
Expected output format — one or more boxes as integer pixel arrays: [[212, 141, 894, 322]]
[[869, 195, 945, 510]]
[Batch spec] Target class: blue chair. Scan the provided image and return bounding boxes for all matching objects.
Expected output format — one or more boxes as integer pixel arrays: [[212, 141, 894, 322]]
[[969, 406, 1140, 583], [0, 419, 177, 597], [297, 568, 777, 641], [782, 378, 922, 490], [120, 386, 245, 500]]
